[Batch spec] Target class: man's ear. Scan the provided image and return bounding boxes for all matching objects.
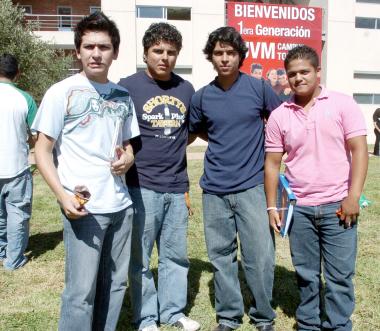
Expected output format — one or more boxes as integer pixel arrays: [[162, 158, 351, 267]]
[[113, 49, 119, 60], [143, 52, 147, 63], [76, 48, 81, 60], [316, 66, 321, 79]]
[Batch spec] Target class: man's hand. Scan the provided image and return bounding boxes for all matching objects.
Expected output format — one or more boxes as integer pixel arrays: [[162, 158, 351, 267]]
[[268, 209, 281, 233], [337, 194, 360, 228], [59, 192, 88, 220], [110, 145, 134, 176]]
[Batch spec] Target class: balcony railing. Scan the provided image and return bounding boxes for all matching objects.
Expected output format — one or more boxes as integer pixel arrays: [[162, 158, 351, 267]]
[[24, 14, 85, 31]]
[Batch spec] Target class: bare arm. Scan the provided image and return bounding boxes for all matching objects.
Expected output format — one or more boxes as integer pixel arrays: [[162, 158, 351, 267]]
[[34, 133, 88, 219], [264, 152, 283, 233], [339, 135, 368, 227]]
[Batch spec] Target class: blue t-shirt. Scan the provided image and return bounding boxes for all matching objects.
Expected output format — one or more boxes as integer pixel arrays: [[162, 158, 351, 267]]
[[189, 72, 281, 194], [118, 71, 195, 193]]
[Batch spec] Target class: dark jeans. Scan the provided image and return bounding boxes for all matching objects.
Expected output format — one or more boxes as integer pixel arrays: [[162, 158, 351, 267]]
[[289, 202, 357, 331]]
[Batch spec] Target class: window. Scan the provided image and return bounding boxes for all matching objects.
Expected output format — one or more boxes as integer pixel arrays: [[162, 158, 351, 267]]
[[21, 5, 32, 14], [353, 93, 380, 104], [355, 17, 377, 28], [167, 7, 191, 21], [58, 7, 72, 29], [136, 6, 191, 21], [137, 6, 163, 18], [90, 6, 101, 14], [356, 0, 380, 3]]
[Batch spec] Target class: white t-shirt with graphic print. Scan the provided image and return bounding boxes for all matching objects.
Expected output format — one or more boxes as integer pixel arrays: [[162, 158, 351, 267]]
[[32, 73, 140, 213]]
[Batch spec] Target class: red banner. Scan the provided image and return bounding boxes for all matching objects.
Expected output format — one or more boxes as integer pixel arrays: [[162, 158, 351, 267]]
[[227, 2, 322, 97]]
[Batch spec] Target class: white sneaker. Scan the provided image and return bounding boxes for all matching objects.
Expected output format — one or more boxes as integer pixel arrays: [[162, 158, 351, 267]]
[[173, 317, 201, 331], [140, 325, 160, 331]]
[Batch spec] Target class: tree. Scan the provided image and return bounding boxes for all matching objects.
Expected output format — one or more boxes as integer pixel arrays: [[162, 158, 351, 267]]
[[0, 0, 72, 102]]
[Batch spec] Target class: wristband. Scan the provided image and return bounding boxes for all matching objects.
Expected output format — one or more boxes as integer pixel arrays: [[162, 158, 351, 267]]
[[266, 207, 277, 211]]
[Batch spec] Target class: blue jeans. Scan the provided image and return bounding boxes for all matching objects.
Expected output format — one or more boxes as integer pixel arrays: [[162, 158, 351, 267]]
[[202, 184, 276, 329], [59, 207, 133, 331], [0, 169, 32, 270], [289, 202, 357, 331], [129, 187, 189, 329]]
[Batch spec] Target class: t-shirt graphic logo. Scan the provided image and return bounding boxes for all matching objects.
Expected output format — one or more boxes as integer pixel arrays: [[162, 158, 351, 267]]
[[164, 103, 171, 136]]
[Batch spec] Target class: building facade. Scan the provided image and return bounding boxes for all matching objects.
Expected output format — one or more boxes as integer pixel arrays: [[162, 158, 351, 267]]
[[13, 0, 380, 143]]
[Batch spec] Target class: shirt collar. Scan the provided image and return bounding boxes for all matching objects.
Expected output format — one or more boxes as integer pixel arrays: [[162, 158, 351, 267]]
[[285, 85, 328, 109]]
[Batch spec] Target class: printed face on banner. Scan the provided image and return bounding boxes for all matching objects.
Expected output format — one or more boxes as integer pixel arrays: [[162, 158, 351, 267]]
[[227, 2, 322, 99]]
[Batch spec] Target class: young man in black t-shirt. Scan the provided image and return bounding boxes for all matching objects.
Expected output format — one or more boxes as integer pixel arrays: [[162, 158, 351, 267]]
[[118, 23, 198, 331]]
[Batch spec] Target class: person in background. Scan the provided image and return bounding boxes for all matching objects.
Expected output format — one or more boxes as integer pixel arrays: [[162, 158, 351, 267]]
[[373, 107, 380, 156], [0, 53, 37, 271]]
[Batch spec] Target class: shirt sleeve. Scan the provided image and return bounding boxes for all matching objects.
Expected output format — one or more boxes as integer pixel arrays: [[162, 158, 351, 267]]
[[188, 88, 207, 134], [31, 85, 65, 140], [122, 97, 140, 141], [341, 96, 367, 140], [263, 80, 282, 114], [265, 109, 285, 153]]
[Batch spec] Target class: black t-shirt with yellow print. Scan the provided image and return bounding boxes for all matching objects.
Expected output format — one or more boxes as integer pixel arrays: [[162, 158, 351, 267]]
[[118, 71, 195, 193]]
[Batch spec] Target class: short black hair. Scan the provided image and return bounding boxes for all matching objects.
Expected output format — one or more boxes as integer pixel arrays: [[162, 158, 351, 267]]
[[203, 27, 248, 68], [74, 11, 120, 52], [0, 53, 19, 80], [251, 63, 262, 72], [284, 45, 319, 70], [143, 23, 182, 53], [277, 68, 286, 76]]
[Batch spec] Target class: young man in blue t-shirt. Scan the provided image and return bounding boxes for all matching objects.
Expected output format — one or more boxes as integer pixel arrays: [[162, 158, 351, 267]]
[[189, 27, 281, 331], [118, 23, 199, 331]]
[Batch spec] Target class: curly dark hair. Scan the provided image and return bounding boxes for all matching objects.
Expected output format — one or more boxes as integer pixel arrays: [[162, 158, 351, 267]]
[[143, 23, 182, 52], [0, 53, 18, 80], [203, 27, 247, 68], [74, 11, 120, 52], [284, 45, 319, 70]]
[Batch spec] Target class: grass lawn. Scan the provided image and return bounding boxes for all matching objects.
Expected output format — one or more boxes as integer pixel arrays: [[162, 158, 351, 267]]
[[0, 155, 379, 331]]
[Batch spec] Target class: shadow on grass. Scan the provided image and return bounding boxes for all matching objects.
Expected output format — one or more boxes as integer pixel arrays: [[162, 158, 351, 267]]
[[239, 263, 298, 319], [117, 258, 214, 330], [116, 257, 298, 330], [27, 230, 63, 260]]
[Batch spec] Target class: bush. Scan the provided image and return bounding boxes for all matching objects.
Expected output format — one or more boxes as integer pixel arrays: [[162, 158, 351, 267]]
[[0, 0, 72, 102]]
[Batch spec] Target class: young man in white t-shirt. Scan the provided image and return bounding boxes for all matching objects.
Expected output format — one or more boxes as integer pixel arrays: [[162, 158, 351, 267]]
[[32, 12, 139, 330]]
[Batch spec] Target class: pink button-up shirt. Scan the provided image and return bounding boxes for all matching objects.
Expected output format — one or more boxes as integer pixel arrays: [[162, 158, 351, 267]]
[[265, 86, 367, 206]]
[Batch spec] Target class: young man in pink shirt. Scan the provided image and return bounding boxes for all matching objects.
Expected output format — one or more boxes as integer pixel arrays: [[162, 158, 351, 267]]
[[264, 45, 368, 331]]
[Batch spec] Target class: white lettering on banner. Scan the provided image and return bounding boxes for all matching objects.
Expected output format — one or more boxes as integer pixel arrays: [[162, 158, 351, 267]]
[[277, 43, 301, 51], [246, 42, 275, 59], [234, 4, 315, 21], [256, 24, 311, 38]]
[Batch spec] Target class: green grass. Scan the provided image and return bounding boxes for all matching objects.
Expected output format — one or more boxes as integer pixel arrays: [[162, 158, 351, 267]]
[[0, 156, 379, 330]]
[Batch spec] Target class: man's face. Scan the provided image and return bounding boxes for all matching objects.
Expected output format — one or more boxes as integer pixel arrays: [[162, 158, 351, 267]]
[[251, 69, 262, 79], [211, 42, 240, 78], [145, 40, 179, 81], [76, 30, 118, 83], [286, 58, 320, 98]]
